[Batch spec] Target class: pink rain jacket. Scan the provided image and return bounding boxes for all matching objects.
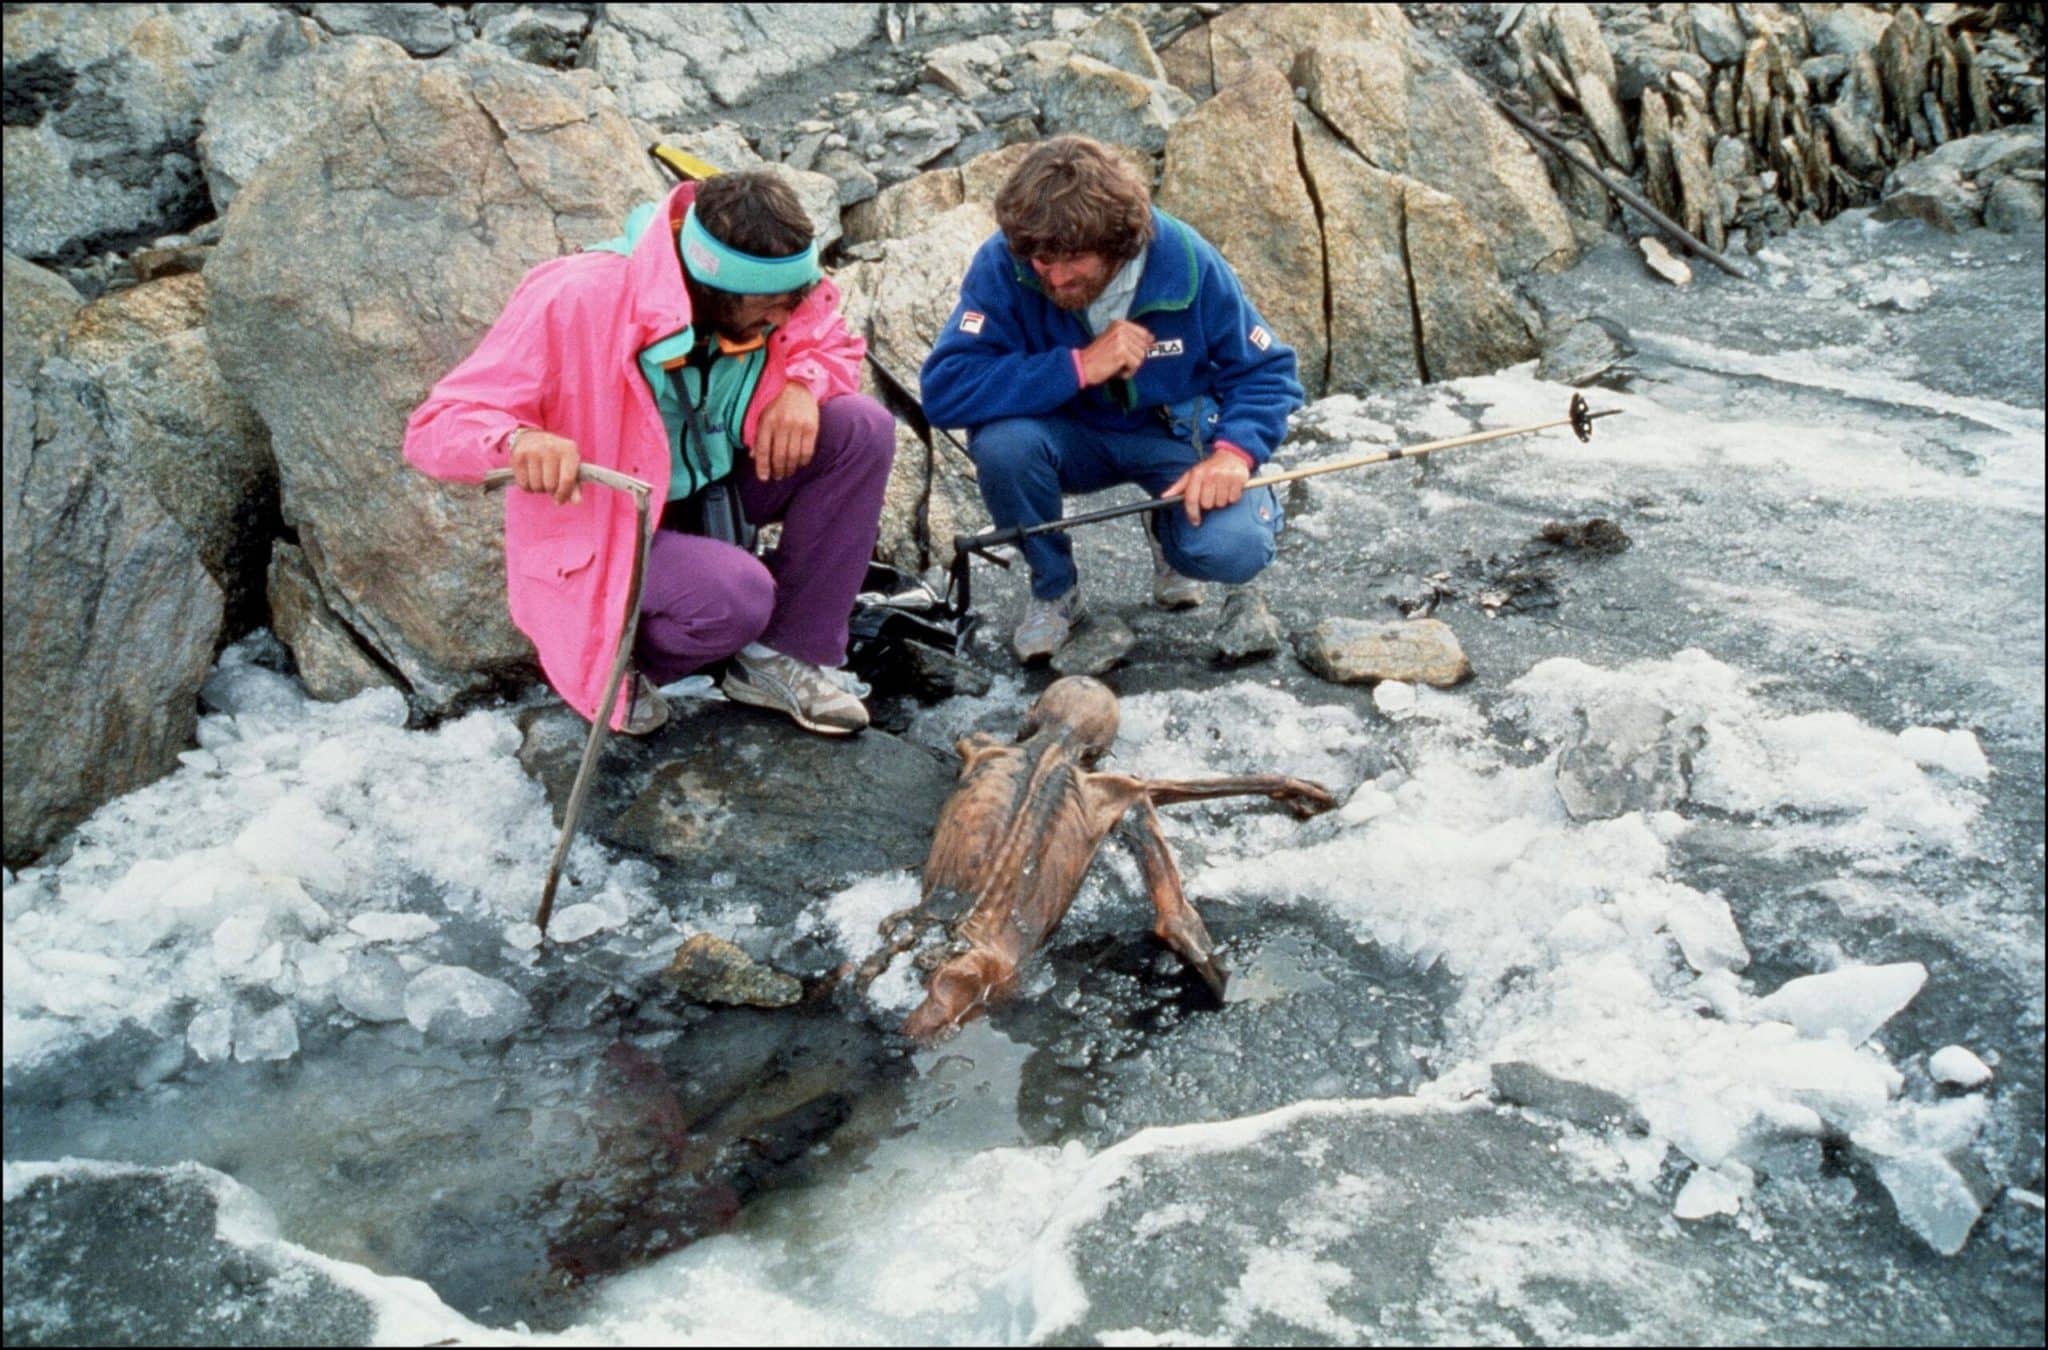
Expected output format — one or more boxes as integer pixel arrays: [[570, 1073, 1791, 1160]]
[[404, 181, 865, 728]]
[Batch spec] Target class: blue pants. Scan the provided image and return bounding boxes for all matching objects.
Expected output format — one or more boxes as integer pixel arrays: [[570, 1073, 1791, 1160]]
[[968, 415, 1284, 600]]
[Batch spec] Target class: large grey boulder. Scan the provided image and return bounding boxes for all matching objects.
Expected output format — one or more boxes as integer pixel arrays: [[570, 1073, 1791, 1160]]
[[64, 272, 277, 633], [198, 16, 413, 212], [2, 4, 274, 261], [1403, 180, 1538, 381], [1876, 125, 2046, 230], [837, 202, 998, 569], [1158, 66, 1328, 396], [207, 47, 666, 713], [4, 253, 223, 866], [582, 4, 883, 123]]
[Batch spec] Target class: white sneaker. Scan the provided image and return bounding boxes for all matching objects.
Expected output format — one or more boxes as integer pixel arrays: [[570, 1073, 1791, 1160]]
[[1146, 520, 1204, 610], [724, 644, 870, 736], [1012, 588, 1081, 664]]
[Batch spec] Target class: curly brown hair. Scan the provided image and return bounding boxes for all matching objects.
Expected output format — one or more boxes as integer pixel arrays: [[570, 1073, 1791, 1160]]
[[993, 136, 1155, 264]]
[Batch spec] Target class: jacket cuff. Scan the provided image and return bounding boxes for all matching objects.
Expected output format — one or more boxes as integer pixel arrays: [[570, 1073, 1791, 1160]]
[[1071, 348, 1088, 388], [1214, 439, 1257, 470]]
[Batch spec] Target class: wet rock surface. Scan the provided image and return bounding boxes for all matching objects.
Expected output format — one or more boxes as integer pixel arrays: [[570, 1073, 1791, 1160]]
[[1000, 904, 1453, 1148], [517, 699, 954, 970], [665, 933, 805, 1008], [2, 1163, 376, 1348]]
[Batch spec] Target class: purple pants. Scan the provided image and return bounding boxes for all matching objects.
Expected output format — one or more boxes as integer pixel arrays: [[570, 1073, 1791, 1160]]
[[634, 393, 895, 683]]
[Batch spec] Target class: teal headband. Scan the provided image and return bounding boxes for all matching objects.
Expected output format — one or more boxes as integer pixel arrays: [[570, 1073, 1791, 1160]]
[[679, 204, 821, 294]]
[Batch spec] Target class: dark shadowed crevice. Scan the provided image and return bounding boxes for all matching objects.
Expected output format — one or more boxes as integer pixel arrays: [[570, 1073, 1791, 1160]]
[[1290, 121, 1335, 395], [1396, 186, 1431, 385], [1297, 95, 1389, 175]]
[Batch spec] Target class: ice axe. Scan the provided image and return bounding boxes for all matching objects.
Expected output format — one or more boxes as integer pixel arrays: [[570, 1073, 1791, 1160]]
[[951, 393, 1623, 563], [481, 462, 655, 936]]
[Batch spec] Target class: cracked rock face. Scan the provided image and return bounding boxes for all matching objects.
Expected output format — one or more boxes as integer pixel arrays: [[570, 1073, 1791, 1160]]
[[1158, 65, 1327, 394], [206, 47, 666, 715]]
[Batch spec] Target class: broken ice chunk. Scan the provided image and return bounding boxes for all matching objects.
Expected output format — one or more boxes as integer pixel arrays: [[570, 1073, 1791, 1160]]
[[347, 912, 441, 944], [187, 1008, 234, 1062], [1897, 726, 1990, 780], [1666, 890, 1749, 974], [1674, 1160, 1755, 1219], [1928, 1045, 1992, 1088], [232, 1004, 299, 1062], [403, 964, 528, 1043], [232, 796, 348, 892], [547, 899, 626, 944], [1868, 1152, 1993, 1255], [335, 950, 409, 1022], [1752, 962, 1926, 1044], [1372, 680, 1417, 716]]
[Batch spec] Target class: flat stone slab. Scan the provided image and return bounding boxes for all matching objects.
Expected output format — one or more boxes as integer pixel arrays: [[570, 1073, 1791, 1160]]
[[1295, 617, 1472, 687]]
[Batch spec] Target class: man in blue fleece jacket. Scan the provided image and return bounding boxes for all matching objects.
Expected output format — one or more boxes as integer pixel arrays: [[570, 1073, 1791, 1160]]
[[920, 135, 1305, 662]]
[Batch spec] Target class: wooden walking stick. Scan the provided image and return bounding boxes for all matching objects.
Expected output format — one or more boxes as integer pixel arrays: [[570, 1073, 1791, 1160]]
[[483, 462, 656, 935]]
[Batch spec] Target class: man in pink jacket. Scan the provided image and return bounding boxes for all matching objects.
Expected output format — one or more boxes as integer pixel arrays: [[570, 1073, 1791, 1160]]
[[405, 172, 894, 736]]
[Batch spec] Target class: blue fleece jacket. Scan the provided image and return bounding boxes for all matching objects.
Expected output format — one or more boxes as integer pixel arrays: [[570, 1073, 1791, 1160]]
[[918, 208, 1305, 465]]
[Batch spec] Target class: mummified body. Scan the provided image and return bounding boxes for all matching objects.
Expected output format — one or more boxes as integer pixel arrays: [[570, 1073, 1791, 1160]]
[[871, 677, 1336, 1041]]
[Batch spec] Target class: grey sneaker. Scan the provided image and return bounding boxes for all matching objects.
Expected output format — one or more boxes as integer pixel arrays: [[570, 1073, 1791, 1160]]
[[1012, 588, 1081, 664], [621, 673, 669, 737], [1147, 520, 1205, 610], [725, 645, 870, 736]]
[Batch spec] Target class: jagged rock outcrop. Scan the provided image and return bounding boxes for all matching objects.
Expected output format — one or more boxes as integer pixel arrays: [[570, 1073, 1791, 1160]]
[[63, 272, 277, 633], [1, 4, 274, 262], [3, 253, 223, 866], [582, 4, 885, 122], [1498, 2, 2033, 251], [207, 47, 666, 714]]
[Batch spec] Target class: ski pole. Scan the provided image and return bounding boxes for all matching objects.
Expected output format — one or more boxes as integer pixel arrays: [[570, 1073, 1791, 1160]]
[[952, 393, 1621, 559]]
